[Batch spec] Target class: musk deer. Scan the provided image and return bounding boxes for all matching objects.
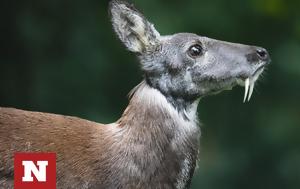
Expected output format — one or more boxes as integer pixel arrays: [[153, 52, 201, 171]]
[[0, 0, 270, 188]]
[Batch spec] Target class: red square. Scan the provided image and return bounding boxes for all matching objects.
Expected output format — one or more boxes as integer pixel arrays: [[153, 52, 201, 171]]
[[14, 153, 56, 189]]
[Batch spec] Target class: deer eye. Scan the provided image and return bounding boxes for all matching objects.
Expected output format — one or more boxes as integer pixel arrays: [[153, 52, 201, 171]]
[[188, 44, 203, 58]]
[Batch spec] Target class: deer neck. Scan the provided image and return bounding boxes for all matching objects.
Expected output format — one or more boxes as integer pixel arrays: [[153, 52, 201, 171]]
[[118, 80, 200, 144], [109, 81, 200, 188]]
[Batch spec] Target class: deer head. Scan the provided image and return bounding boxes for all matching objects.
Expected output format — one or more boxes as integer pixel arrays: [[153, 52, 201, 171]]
[[110, 0, 270, 110]]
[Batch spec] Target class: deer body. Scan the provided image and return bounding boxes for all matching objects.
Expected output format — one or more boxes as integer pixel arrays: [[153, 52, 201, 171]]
[[0, 82, 199, 189], [0, 0, 270, 188]]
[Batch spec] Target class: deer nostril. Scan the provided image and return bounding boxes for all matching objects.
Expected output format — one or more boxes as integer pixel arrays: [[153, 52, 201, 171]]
[[256, 48, 269, 61]]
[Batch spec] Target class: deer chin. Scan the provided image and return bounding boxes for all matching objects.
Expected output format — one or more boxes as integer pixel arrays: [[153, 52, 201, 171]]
[[203, 64, 265, 100], [236, 66, 264, 103]]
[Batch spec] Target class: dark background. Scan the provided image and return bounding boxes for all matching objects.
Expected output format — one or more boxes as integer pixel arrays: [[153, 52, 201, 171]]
[[1, 0, 300, 188]]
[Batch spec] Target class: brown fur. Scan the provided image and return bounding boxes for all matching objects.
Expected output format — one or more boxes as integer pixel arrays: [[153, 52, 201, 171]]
[[0, 107, 110, 188]]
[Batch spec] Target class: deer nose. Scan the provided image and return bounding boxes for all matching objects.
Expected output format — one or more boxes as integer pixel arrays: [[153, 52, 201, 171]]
[[256, 48, 270, 62]]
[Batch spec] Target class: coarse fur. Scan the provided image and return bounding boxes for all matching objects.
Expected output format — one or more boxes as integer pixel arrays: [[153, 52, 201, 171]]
[[0, 0, 270, 188]]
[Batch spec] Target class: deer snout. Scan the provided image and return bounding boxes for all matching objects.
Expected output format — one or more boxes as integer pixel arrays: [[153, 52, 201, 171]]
[[256, 48, 270, 62], [246, 47, 271, 64]]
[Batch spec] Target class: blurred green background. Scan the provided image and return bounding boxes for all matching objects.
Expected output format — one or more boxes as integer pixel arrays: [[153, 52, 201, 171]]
[[1, 0, 300, 188]]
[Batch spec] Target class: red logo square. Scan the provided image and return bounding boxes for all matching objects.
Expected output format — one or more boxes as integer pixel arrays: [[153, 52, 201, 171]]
[[14, 153, 56, 189]]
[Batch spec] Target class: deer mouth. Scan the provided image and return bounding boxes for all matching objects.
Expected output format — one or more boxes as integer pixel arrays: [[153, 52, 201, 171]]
[[236, 65, 265, 102]]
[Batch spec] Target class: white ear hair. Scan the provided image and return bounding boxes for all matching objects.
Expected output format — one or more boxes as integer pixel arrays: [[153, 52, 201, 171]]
[[110, 0, 160, 53]]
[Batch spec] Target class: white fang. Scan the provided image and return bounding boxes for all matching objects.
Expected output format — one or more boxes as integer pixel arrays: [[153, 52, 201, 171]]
[[247, 80, 255, 102], [243, 78, 250, 103]]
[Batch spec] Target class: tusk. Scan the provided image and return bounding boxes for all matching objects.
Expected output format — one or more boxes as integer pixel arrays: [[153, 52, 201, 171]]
[[247, 80, 255, 101], [243, 78, 250, 103]]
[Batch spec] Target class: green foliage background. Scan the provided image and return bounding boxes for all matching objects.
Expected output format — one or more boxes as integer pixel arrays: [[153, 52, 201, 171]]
[[1, 0, 300, 188]]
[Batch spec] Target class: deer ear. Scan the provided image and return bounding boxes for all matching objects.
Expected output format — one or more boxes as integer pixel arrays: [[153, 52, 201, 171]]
[[109, 0, 160, 53]]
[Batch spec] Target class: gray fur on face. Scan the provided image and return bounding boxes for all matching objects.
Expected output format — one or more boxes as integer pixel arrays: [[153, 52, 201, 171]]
[[141, 34, 269, 110]]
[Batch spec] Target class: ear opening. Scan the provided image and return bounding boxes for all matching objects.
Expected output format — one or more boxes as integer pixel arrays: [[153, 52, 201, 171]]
[[109, 0, 160, 53]]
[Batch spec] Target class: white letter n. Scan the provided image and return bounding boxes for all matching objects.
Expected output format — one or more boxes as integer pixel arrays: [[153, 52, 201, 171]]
[[22, 161, 48, 182]]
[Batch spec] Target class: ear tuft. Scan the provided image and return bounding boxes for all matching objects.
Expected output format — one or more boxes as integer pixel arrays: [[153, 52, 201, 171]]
[[109, 0, 160, 53]]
